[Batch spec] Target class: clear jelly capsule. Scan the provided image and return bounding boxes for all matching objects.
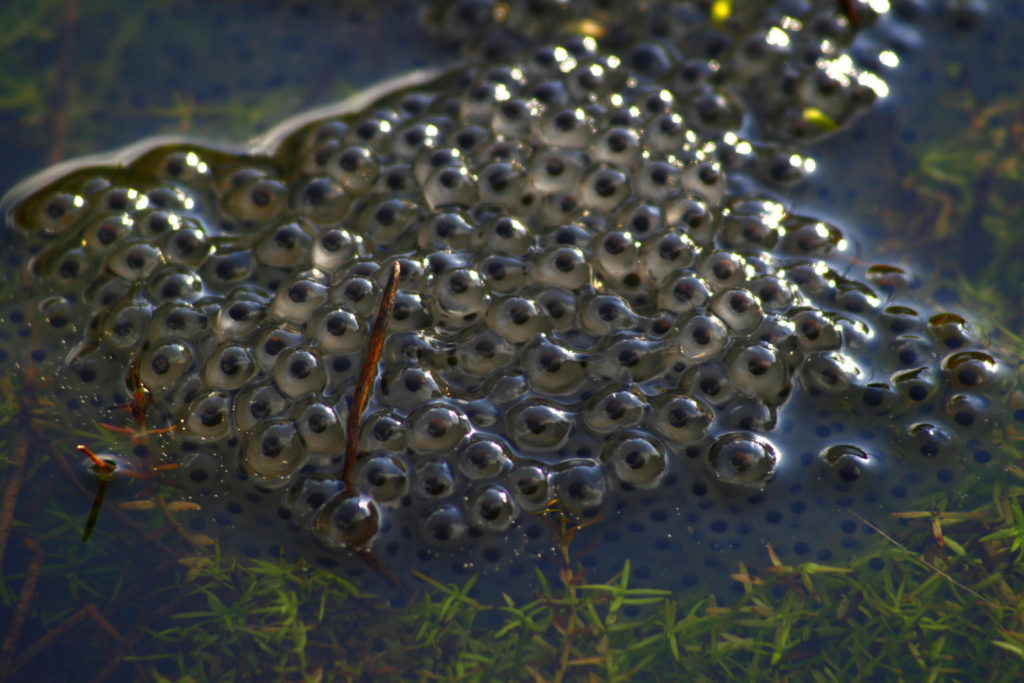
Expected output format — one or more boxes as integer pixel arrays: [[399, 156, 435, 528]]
[[420, 503, 469, 547], [706, 432, 777, 489], [202, 345, 255, 390], [581, 387, 646, 433], [356, 453, 409, 504], [648, 394, 713, 444], [182, 390, 232, 441], [138, 341, 193, 392], [457, 438, 514, 480], [408, 401, 470, 454], [294, 401, 344, 453], [313, 493, 381, 551], [602, 433, 668, 488], [552, 461, 607, 513], [506, 399, 574, 452], [270, 276, 329, 324], [234, 383, 288, 434], [241, 419, 307, 487], [507, 465, 550, 511], [466, 484, 518, 532], [520, 337, 586, 396]]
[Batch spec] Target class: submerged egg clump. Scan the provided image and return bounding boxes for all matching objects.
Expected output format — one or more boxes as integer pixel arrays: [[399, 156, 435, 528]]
[[1, 1, 1017, 593]]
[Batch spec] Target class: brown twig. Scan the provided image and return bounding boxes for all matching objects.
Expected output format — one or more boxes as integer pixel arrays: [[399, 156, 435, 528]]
[[342, 260, 400, 489], [0, 538, 45, 682], [0, 430, 28, 569]]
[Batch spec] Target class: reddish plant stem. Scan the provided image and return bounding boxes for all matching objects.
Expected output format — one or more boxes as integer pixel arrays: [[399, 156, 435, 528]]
[[343, 260, 400, 489]]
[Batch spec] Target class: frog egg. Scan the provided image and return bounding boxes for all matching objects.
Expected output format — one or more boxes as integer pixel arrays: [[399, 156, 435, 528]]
[[415, 212, 474, 252], [709, 288, 763, 334], [748, 275, 795, 312], [892, 366, 941, 404], [37, 295, 76, 332], [146, 302, 208, 342], [82, 215, 132, 252], [580, 294, 641, 334], [684, 361, 736, 407], [359, 410, 407, 453], [594, 230, 640, 281], [726, 341, 789, 403], [589, 126, 643, 167], [658, 274, 711, 315], [412, 146, 462, 185], [272, 347, 327, 398], [334, 275, 379, 317], [897, 422, 958, 463], [99, 301, 152, 351], [486, 296, 546, 344], [108, 240, 165, 281], [423, 165, 477, 210], [928, 312, 983, 350], [689, 88, 744, 131], [256, 222, 313, 268], [552, 461, 607, 513], [697, 251, 749, 289], [182, 390, 233, 441], [819, 444, 877, 488], [534, 286, 578, 331], [241, 419, 307, 487], [577, 166, 631, 212], [162, 226, 212, 267], [478, 161, 528, 210], [662, 194, 713, 246], [581, 388, 646, 433], [791, 309, 842, 352], [383, 366, 443, 412], [432, 268, 490, 322], [520, 337, 586, 396], [537, 107, 593, 148], [507, 464, 550, 511], [480, 215, 534, 255], [465, 484, 518, 532], [676, 312, 729, 362], [413, 459, 457, 500], [313, 493, 381, 551], [353, 197, 421, 249], [641, 232, 698, 285], [312, 228, 361, 272], [388, 290, 432, 333], [330, 145, 380, 193], [220, 174, 287, 225], [211, 295, 266, 341], [355, 453, 409, 504], [147, 266, 204, 304], [234, 383, 288, 434], [635, 160, 685, 204], [307, 306, 364, 355], [392, 120, 445, 161], [680, 160, 726, 204], [409, 402, 470, 454], [455, 330, 515, 377], [479, 254, 528, 293], [201, 250, 255, 291], [506, 399, 574, 452], [528, 148, 585, 194], [420, 503, 469, 547], [648, 394, 713, 443], [802, 351, 863, 395], [602, 433, 668, 489], [718, 211, 781, 252], [532, 245, 591, 290], [135, 209, 188, 240], [295, 402, 344, 454], [457, 438, 513, 480], [138, 341, 193, 392], [202, 345, 256, 390], [255, 327, 304, 371], [942, 350, 1012, 391], [706, 432, 777, 490], [945, 393, 990, 429], [15, 189, 88, 237]]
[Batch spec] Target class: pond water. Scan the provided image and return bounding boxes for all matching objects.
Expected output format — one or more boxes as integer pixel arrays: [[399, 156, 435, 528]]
[[0, 1, 1022, 680]]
